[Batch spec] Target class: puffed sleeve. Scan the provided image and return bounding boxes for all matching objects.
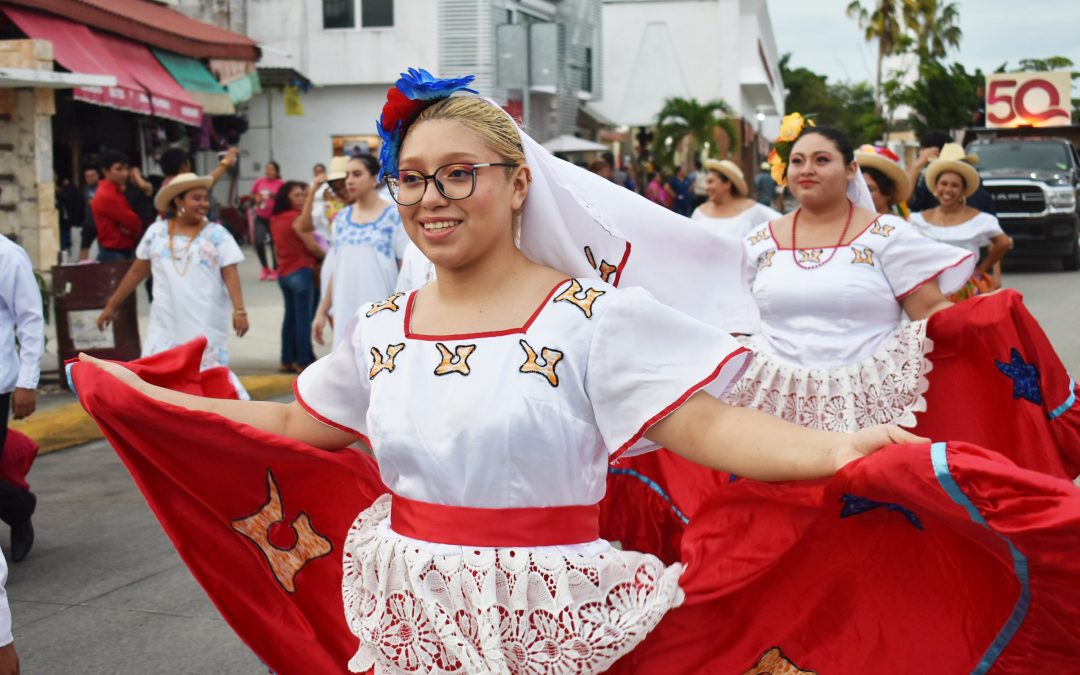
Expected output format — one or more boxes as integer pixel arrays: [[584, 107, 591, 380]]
[[879, 216, 975, 298], [976, 213, 1005, 247], [585, 287, 751, 462], [214, 224, 245, 267], [294, 310, 371, 443]]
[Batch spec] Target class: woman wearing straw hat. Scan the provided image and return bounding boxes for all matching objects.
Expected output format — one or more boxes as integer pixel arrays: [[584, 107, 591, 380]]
[[910, 143, 1012, 301], [854, 144, 912, 216], [97, 173, 249, 392], [691, 159, 780, 237]]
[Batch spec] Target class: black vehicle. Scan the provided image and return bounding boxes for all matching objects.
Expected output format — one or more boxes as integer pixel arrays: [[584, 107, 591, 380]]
[[962, 127, 1080, 270]]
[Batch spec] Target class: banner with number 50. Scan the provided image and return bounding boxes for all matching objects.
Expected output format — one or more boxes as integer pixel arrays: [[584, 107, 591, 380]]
[[986, 71, 1073, 128]]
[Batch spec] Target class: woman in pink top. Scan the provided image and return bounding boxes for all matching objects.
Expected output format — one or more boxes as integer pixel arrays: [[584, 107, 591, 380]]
[[250, 161, 284, 281]]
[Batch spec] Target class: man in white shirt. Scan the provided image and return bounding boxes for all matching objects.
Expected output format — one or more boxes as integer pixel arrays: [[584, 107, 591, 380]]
[[0, 231, 43, 564], [0, 550, 18, 673]]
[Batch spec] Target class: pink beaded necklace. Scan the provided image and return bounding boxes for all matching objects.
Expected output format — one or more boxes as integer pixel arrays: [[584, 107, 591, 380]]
[[791, 201, 854, 270]]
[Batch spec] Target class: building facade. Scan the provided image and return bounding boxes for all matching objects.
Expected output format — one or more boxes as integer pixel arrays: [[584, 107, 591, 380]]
[[593, 0, 785, 168], [200, 0, 601, 192]]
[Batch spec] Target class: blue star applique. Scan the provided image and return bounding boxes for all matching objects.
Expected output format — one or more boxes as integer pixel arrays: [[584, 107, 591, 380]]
[[995, 348, 1043, 406], [839, 494, 923, 530]]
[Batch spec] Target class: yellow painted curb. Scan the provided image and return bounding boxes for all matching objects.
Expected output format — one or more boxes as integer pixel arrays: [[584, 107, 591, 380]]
[[11, 374, 298, 456]]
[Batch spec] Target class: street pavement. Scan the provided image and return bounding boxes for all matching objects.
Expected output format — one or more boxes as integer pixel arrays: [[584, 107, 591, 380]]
[[4, 255, 1080, 673]]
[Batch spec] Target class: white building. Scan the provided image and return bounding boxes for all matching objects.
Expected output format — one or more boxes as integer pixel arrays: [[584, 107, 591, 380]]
[[593, 0, 785, 164], [177, 0, 601, 193]]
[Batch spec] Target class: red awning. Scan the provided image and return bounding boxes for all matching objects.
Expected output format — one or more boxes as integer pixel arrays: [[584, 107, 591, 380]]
[[3, 0, 259, 61], [3, 6, 202, 126], [95, 32, 202, 126], [3, 5, 150, 117]]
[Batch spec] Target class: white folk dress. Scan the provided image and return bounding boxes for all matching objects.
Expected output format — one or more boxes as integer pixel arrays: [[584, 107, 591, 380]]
[[330, 204, 409, 347], [726, 214, 974, 431], [690, 202, 781, 239], [137, 221, 244, 370], [295, 278, 750, 674], [909, 210, 1005, 258]]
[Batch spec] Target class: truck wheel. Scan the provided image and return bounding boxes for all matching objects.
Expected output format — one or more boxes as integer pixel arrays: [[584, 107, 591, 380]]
[[1065, 240, 1080, 271]]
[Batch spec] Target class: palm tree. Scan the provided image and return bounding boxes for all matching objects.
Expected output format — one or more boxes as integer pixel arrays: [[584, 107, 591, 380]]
[[903, 0, 962, 61], [651, 97, 737, 168], [846, 0, 962, 116], [846, 0, 904, 117]]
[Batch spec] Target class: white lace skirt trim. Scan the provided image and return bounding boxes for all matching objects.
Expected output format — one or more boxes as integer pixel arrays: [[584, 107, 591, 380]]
[[724, 321, 933, 432], [342, 495, 685, 674]]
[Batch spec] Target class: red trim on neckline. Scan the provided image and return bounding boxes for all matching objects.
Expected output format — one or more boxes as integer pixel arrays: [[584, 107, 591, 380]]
[[612, 241, 632, 287], [895, 252, 975, 300], [404, 278, 572, 341], [769, 215, 883, 251], [293, 379, 371, 445], [390, 493, 601, 547], [609, 345, 752, 464]]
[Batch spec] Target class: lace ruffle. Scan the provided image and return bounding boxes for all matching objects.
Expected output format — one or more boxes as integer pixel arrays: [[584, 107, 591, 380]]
[[342, 495, 684, 674], [725, 321, 932, 431]]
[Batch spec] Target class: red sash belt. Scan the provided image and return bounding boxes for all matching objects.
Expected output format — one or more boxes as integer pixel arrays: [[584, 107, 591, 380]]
[[389, 492, 601, 547]]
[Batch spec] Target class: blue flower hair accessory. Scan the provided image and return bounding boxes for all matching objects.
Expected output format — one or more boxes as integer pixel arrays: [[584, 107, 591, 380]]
[[376, 68, 478, 181]]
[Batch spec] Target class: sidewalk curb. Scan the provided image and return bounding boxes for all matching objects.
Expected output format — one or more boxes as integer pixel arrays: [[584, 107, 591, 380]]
[[10, 374, 298, 456]]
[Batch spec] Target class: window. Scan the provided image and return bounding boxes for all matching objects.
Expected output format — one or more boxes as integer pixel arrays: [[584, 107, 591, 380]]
[[323, 0, 393, 29], [361, 0, 393, 28], [323, 0, 355, 29], [582, 47, 593, 93]]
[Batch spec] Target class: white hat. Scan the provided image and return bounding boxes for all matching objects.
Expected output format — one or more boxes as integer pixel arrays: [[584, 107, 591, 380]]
[[703, 159, 748, 197], [154, 173, 213, 213], [326, 156, 350, 182], [925, 143, 980, 197]]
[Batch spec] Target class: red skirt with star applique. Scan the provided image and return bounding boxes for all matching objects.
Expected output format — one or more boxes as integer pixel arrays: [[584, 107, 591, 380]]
[[69, 330, 1080, 674]]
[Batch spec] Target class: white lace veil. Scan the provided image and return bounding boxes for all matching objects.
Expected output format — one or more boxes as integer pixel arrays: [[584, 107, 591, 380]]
[[847, 166, 877, 212]]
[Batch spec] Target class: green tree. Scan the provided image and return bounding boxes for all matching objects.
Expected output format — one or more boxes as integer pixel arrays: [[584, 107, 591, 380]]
[[652, 97, 737, 167], [846, 0, 962, 115], [779, 54, 885, 144], [845, 0, 904, 115], [885, 59, 982, 135]]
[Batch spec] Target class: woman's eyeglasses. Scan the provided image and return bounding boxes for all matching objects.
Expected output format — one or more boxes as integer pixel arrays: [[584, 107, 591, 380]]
[[386, 162, 518, 206]]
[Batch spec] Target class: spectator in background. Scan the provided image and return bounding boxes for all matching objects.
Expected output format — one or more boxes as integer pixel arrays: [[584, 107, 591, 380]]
[[645, 170, 672, 209], [587, 158, 613, 180], [270, 181, 323, 373], [689, 160, 708, 210], [77, 167, 100, 261], [601, 151, 635, 191], [57, 177, 83, 259], [90, 150, 143, 263], [251, 161, 284, 281], [754, 161, 778, 207], [907, 130, 996, 214], [0, 549, 18, 673], [0, 221, 44, 564], [666, 164, 693, 216], [159, 146, 238, 194]]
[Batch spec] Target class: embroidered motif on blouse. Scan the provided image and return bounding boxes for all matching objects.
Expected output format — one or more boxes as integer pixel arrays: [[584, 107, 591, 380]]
[[519, 339, 563, 387], [434, 343, 477, 377], [369, 344, 405, 379], [554, 279, 606, 319], [367, 292, 405, 317], [851, 247, 875, 266]]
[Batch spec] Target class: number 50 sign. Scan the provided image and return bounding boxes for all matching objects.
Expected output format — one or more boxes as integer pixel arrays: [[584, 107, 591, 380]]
[[987, 71, 1073, 128]]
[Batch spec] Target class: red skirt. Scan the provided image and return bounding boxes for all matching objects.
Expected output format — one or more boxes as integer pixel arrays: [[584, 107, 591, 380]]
[[70, 332, 1080, 674]]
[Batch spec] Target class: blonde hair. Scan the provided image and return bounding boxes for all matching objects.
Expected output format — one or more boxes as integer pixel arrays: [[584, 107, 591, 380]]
[[411, 96, 526, 166], [407, 96, 528, 241]]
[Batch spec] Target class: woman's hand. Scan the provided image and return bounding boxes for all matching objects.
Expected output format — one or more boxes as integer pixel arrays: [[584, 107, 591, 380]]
[[312, 308, 332, 346], [832, 425, 930, 471], [77, 353, 147, 392], [97, 305, 117, 331], [233, 311, 249, 337]]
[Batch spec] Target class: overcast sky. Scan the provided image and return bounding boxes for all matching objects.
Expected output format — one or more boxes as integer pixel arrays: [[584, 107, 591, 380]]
[[768, 0, 1080, 84]]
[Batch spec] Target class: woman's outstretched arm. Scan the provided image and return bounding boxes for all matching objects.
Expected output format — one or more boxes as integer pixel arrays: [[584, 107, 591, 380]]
[[645, 391, 926, 481], [77, 353, 357, 450]]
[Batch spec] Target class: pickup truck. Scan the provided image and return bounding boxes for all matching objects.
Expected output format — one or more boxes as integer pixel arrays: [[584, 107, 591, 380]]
[[962, 128, 1080, 270]]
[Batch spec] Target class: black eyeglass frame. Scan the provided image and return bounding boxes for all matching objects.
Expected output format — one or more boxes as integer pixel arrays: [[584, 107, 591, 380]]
[[386, 162, 519, 206]]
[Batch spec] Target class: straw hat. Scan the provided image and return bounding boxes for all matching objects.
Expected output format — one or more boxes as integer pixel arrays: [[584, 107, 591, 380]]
[[924, 143, 980, 197], [703, 159, 748, 197], [154, 172, 213, 213], [855, 144, 912, 203], [326, 155, 350, 182]]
